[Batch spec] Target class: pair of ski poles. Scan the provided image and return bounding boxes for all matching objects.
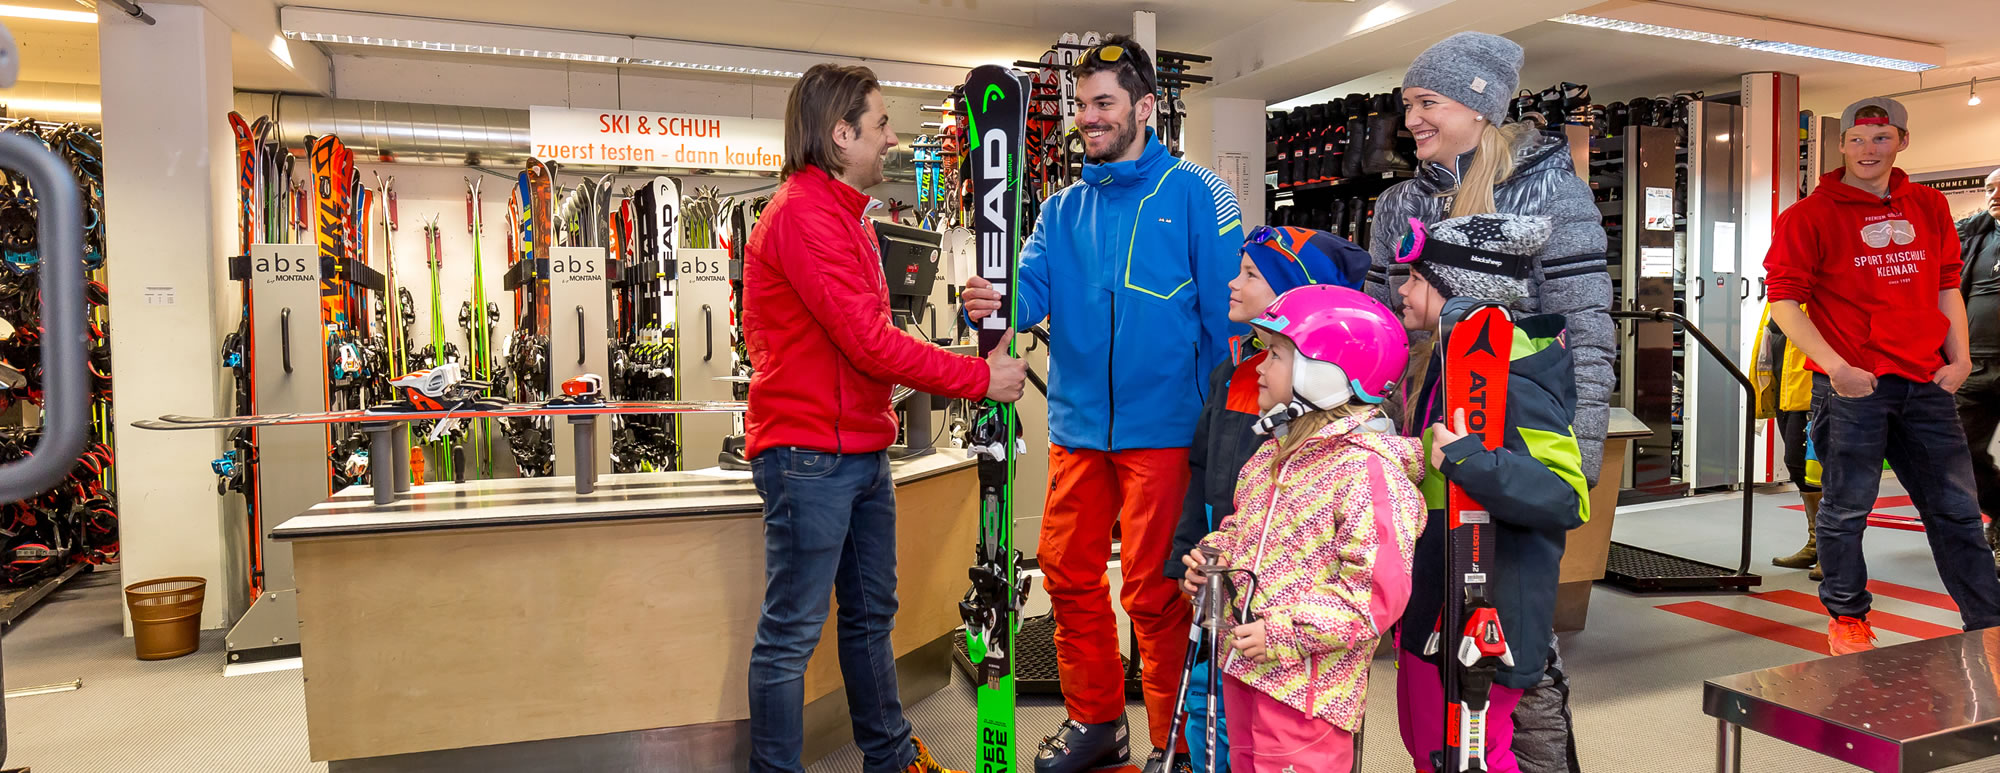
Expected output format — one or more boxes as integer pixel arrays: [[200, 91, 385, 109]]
[[1162, 546, 1259, 773]]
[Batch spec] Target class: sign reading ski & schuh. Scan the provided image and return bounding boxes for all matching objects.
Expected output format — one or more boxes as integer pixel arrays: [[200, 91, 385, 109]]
[[529, 106, 783, 171]]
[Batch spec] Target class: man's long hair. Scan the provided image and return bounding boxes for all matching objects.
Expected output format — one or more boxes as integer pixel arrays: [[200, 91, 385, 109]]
[[782, 64, 879, 180]]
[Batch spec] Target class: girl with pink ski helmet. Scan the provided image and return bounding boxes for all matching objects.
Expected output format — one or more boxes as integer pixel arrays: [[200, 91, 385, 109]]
[[1246, 284, 1409, 435]]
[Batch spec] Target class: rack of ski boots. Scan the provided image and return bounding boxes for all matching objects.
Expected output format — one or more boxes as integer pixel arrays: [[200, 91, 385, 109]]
[[1265, 90, 1420, 249], [0, 117, 115, 597]]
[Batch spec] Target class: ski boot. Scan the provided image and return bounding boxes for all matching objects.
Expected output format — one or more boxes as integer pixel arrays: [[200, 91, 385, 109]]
[[1139, 748, 1194, 773], [1033, 718, 1130, 773], [1339, 93, 1368, 179], [1773, 492, 1821, 568]]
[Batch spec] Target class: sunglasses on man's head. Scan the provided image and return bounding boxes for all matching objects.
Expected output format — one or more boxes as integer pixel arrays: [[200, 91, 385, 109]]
[[1092, 45, 1126, 64]]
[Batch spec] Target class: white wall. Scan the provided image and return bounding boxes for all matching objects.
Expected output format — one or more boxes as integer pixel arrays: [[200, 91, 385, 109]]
[[1801, 64, 2000, 176]]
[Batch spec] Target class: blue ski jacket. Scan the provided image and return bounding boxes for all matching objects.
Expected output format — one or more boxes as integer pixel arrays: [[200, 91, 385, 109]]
[[1011, 130, 1246, 451]]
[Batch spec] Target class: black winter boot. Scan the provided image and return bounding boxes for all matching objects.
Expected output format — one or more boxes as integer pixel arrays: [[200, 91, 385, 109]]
[[1362, 91, 1415, 174], [1340, 93, 1368, 179]]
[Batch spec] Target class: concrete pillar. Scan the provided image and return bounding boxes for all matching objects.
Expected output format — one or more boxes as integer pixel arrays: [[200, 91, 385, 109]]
[[1183, 96, 1269, 230], [101, 3, 236, 629]]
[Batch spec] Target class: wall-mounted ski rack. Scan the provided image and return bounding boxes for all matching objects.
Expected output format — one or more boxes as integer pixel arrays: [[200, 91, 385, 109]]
[[501, 257, 547, 291], [321, 256, 385, 292]]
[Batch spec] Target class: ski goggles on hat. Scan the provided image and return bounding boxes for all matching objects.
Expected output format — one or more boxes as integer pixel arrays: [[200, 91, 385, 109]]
[[1245, 225, 1320, 280], [1393, 217, 1530, 279]]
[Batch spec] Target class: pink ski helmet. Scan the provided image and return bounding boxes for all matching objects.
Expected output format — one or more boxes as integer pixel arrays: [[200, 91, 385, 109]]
[[1249, 285, 1409, 406]]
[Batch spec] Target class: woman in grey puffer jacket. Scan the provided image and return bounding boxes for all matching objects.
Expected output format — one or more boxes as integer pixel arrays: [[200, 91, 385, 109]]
[[1367, 32, 1611, 773], [1364, 40, 1614, 487]]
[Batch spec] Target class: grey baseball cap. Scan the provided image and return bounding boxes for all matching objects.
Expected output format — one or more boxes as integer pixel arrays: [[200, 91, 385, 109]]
[[1841, 96, 1908, 133]]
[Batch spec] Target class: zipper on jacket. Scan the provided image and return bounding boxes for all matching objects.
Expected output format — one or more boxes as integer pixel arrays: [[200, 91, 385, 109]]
[[1107, 289, 1117, 449]]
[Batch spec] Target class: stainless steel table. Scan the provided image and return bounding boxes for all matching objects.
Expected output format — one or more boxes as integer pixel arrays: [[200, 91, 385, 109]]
[[1704, 627, 2000, 772]]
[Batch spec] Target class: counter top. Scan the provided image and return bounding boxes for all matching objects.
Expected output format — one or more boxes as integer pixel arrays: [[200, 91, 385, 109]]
[[272, 450, 975, 540], [1608, 406, 1650, 438]]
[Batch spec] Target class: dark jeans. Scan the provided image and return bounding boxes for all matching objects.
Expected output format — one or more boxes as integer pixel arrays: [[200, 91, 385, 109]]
[[1954, 359, 2000, 519], [748, 448, 912, 773], [1811, 374, 2000, 630]]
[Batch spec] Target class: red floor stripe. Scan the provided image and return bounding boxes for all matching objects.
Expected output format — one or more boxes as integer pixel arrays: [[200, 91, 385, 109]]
[[1656, 601, 1825, 653], [1868, 580, 1962, 613], [1750, 589, 1958, 640]]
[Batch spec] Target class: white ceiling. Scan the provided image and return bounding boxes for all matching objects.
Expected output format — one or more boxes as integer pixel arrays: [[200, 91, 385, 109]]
[[1275, 0, 2000, 110], [280, 0, 1315, 68], [3, 8, 100, 84]]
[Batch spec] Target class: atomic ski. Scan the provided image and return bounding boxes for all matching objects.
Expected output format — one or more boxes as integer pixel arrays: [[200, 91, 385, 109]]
[[1431, 301, 1515, 773], [959, 64, 1030, 773]]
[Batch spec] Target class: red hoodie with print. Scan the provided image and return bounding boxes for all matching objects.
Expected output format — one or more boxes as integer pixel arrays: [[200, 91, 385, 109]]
[[1764, 168, 1964, 382]]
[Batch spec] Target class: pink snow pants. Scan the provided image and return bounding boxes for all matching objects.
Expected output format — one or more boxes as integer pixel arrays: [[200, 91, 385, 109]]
[[1219, 677, 1354, 772], [1396, 649, 1525, 773]]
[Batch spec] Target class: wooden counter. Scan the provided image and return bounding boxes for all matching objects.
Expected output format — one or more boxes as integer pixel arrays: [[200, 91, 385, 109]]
[[1555, 408, 1651, 631], [274, 452, 977, 767]]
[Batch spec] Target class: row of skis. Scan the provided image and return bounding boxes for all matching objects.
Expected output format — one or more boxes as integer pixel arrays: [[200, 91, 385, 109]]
[[219, 112, 768, 508]]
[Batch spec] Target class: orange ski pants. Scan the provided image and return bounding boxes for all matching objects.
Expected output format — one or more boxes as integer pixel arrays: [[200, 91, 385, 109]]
[[1038, 445, 1193, 749]]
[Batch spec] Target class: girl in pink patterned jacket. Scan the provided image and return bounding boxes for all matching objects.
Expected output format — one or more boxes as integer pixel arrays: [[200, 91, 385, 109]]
[[1180, 285, 1429, 772]]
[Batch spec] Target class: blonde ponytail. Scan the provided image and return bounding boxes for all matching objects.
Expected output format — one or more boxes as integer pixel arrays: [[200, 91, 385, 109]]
[[1268, 402, 1377, 478], [1446, 121, 1537, 218]]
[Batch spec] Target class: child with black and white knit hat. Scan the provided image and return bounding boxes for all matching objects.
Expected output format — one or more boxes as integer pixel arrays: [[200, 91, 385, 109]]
[[1389, 211, 1590, 773], [1393, 213, 1552, 309]]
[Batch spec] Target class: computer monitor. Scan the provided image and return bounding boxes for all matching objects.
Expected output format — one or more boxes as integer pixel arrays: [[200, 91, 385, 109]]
[[873, 220, 941, 326]]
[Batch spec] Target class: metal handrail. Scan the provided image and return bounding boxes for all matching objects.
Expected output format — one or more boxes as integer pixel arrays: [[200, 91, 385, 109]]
[[1609, 307, 1755, 577]]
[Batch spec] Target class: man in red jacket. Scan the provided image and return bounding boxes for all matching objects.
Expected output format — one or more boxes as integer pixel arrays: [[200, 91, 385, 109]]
[[1765, 96, 2000, 657], [742, 63, 1027, 773]]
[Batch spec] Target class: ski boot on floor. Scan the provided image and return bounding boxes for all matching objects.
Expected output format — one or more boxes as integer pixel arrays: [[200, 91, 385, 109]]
[[1139, 748, 1194, 773], [901, 736, 964, 773], [1034, 717, 1130, 773], [1773, 492, 1821, 569]]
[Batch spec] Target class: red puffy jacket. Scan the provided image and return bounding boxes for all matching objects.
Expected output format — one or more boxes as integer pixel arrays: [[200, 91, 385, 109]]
[[743, 165, 988, 458]]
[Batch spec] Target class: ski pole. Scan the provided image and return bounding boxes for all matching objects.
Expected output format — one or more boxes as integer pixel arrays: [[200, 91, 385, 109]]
[[1159, 548, 1215, 773]]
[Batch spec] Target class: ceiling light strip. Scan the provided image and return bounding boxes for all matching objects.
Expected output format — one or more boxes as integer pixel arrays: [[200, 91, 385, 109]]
[[0, 3, 97, 23], [283, 30, 954, 91], [1549, 14, 1938, 73]]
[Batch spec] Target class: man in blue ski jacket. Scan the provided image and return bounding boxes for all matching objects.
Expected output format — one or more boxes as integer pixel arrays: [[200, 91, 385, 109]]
[[962, 34, 1245, 773]]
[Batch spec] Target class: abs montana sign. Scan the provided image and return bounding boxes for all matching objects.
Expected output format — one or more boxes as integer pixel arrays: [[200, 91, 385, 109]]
[[529, 106, 783, 171]]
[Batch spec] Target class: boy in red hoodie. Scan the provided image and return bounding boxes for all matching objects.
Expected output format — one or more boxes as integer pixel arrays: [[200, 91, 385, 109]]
[[1765, 96, 2000, 656]]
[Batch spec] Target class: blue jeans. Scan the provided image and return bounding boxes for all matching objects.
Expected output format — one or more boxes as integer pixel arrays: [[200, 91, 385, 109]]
[[748, 448, 912, 772], [1811, 374, 2000, 630]]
